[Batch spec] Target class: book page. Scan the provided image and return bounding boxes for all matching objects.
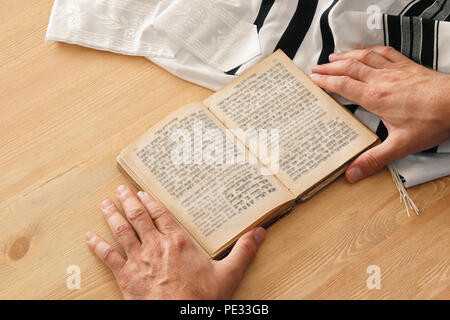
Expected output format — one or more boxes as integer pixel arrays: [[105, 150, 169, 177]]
[[117, 103, 293, 256], [204, 50, 378, 196]]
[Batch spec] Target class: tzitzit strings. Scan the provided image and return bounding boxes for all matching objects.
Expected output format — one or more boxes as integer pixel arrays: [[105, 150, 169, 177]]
[[388, 164, 420, 217]]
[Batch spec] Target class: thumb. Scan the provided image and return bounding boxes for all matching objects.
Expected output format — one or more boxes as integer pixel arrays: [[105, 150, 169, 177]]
[[346, 136, 401, 183], [217, 228, 265, 283]]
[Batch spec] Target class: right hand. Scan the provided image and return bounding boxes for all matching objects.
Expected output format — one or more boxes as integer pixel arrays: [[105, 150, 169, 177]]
[[311, 46, 450, 183]]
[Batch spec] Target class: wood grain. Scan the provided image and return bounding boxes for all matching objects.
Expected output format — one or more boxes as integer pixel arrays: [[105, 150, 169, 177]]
[[0, 0, 448, 300]]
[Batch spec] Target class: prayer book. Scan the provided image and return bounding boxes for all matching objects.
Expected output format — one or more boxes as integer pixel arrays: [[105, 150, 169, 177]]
[[117, 50, 379, 259]]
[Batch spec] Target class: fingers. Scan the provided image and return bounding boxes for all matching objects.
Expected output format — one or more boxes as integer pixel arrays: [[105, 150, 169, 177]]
[[137, 191, 180, 234], [329, 49, 392, 69], [357, 46, 408, 63], [116, 185, 158, 242], [101, 199, 140, 255], [310, 73, 367, 105], [85, 232, 125, 276], [312, 59, 375, 82], [218, 228, 265, 282], [346, 135, 403, 183]]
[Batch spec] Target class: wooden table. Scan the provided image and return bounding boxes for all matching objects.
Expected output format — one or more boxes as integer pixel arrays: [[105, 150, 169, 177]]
[[1, 1, 449, 300]]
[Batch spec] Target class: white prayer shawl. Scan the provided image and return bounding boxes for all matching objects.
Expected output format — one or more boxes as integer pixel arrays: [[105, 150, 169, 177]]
[[45, 0, 450, 191]]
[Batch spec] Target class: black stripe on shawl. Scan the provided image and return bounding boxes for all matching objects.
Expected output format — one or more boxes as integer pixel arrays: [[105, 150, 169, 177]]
[[400, 0, 422, 16], [403, 0, 437, 16], [409, 16, 414, 58], [344, 106, 388, 141], [274, 0, 319, 59], [344, 104, 359, 114], [376, 122, 389, 141], [424, 0, 447, 19], [421, 18, 437, 68], [317, 0, 340, 65], [423, 146, 439, 153], [386, 15, 402, 52], [254, 0, 276, 32], [435, 20, 440, 70], [433, 0, 450, 20]]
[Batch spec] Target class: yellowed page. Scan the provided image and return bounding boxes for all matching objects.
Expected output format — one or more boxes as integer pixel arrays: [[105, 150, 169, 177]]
[[204, 50, 378, 196], [117, 103, 293, 256]]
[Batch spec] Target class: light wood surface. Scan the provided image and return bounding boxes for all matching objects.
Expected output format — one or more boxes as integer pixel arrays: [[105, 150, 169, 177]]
[[1, 1, 449, 300]]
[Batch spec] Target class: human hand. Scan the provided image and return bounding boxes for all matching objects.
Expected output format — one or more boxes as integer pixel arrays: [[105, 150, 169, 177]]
[[311, 46, 450, 183], [86, 185, 265, 300]]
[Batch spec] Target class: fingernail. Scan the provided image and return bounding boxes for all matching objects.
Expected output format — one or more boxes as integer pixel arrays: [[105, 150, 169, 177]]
[[117, 185, 128, 196], [137, 191, 146, 200], [310, 73, 320, 79], [85, 232, 95, 242], [101, 199, 114, 210], [347, 166, 364, 183], [254, 228, 265, 245], [329, 53, 338, 59]]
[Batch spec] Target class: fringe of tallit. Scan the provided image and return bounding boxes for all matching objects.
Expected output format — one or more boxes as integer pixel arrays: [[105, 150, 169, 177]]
[[388, 164, 420, 217]]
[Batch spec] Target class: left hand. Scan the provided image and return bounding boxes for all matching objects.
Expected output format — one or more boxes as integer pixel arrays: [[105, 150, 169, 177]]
[[85, 185, 265, 300], [311, 46, 450, 183]]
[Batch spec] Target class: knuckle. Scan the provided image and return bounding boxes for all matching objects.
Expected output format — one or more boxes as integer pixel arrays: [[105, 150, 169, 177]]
[[360, 49, 374, 60], [382, 46, 394, 55], [342, 59, 355, 68], [149, 207, 168, 220], [128, 207, 146, 221], [139, 251, 153, 265], [102, 247, 114, 261], [115, 223, 131, 237], [336, 76, 350, 88], [170, 233, 188, 249], [363, 152, 383, 172]]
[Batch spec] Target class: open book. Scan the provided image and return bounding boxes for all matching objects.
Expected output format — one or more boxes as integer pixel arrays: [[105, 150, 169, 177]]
[[117, 50, 379, 259]]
